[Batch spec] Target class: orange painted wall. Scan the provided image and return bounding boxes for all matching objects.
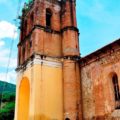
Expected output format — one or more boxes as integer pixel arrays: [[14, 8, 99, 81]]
[[17, 78, 30, 120]]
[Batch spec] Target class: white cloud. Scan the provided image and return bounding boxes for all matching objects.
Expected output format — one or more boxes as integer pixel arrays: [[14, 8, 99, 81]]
[[0, 21, 18, 40], [0, 48, 17, 69], [0, 40, 5, 47], [0, 21, 18, 84], [0, 47, 17, 84], [0, 70, 16, 84]]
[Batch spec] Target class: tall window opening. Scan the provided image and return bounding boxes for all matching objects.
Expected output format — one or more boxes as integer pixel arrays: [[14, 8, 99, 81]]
[[30, 13, 34, 29], [22, 47, 25, 63], [24, 20, 27, 36], [27, 40, 32, 57], [20, 22, 24, 41], [18, 48, 21, 65], [46, 9, 52, 28], [112, 74, 120, 109]]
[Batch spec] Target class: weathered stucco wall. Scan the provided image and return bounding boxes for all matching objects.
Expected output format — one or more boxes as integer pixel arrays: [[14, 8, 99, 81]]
[[15, 56, 63, 120], [81, 48, 120, 120]]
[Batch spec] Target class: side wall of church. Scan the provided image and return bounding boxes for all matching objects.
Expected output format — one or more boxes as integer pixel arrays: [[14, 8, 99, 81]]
[[80, 45, 120, 120]]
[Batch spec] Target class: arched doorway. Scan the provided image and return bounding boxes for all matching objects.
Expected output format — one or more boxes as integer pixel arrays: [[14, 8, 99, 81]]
[[18, 77, 30, 120]]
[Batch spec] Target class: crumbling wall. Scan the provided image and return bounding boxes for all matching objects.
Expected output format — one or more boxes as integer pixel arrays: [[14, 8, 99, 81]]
[[81, 49, 120, 120]]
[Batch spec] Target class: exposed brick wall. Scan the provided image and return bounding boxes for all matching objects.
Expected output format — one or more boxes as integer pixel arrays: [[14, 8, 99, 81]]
[[63, 60, 78, 119], [17, 0, 83, 120], [18, 0, 79, 63], [63, 60, 83, 120], [80, 45, 120, 120], [62, 30, 79, 56]]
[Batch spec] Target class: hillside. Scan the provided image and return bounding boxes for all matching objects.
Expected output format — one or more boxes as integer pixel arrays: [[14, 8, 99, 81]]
[[0, 81, 16, 93], [0, 81, 16, 120]]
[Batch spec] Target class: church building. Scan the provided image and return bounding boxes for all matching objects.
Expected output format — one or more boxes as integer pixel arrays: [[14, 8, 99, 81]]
[[14, 0, 120, 120]]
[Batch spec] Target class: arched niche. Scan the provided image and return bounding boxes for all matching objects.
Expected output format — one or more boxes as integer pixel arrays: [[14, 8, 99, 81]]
[[18, 77, 30, 120]]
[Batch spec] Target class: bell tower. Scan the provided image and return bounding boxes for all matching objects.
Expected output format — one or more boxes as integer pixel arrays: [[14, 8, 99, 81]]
[[15, 0, 83, 120]]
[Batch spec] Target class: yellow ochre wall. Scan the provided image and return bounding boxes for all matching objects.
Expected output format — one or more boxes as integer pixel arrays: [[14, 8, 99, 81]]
[[15, 60, 63, 120], [17, 77, 30, 120]]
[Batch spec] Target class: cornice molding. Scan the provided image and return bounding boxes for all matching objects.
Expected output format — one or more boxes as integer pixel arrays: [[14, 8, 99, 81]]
[[18, 25, 79, 46], [16, 54, 62, 72]]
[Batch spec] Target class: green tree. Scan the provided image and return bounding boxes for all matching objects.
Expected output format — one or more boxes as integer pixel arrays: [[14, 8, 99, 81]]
[[0, 92, 15, 120]]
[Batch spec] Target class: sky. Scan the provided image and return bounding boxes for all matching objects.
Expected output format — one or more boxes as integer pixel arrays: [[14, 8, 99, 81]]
[[0, 0, 120, 84]]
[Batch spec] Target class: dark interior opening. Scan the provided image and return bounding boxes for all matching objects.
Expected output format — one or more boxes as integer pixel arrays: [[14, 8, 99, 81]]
[[30, 13, 34, 29], [65, 118, 70, 120], [22, 47, 25, 62], [46, 9, 52, 28], [24, 20, 27, 36], [112, 74, 120, 109], [18, 50, 21, 65]]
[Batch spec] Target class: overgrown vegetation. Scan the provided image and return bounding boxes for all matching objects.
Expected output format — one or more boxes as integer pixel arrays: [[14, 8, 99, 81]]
[[0, 81, 16, 120]]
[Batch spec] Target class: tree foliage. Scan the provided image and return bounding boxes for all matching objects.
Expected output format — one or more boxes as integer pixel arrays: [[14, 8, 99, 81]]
[[0, 102, 15, 120], [0, 81, 16, 120]]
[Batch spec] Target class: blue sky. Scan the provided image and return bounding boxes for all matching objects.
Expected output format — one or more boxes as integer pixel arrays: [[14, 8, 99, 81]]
[[76, 0, 120, 56], [0, 0, 120, 83]]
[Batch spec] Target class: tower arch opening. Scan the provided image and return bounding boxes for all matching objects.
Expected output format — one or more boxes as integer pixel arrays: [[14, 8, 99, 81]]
[[17, 77, 30, 120], [46, 8, 52, 28]]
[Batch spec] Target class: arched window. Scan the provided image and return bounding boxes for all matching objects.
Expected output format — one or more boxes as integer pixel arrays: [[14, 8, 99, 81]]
[[112, 74, 120, 109], [46, 9, 52, 28]]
